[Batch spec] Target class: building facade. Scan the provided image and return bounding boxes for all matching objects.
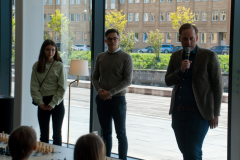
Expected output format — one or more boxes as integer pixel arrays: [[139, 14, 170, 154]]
[[44, 0, 230, 50]]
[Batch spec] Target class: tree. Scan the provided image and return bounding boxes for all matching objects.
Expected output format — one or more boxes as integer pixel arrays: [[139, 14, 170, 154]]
[[48, 9, 74, 61], [147, 29, 164, 61], [170, 6, 194, 31], [105, 9, 128, 35], [12, 12, 15, 63], [120, 31, 136, 53]]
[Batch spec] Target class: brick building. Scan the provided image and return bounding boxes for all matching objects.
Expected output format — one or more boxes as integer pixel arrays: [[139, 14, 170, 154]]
[[44, 0, 231, 50]]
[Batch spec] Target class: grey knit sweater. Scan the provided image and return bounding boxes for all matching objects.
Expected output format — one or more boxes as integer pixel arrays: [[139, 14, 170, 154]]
[[92, 49, 133, 96]]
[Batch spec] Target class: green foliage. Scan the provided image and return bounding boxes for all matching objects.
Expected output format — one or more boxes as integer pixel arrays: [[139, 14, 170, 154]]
[[120, 31, 136, 54], [218, 55, 229, 73], [66, 52, 229, 72], [66, 51, 91, 65], [147, 29, 164, 60], [105, 9, 128, 35], [48, 9, 75, 62], [44, 30, 52, 40], [171, 6, 195, 31], [12, 11, 15, 63]]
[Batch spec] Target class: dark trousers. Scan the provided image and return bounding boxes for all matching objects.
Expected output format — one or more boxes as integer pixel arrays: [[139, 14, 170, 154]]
[[172, 109, 209, 160], [96, 95, 128, 160], [37, 95, 65, 146]]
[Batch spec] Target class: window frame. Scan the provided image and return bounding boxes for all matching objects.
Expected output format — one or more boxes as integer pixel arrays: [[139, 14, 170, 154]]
[[143, 13, 148, 22], [201, 11, 207, 21], [194, 11, 200, 21], [159, 12, 164, 21], [167, 12, 171, 21], [211, 32, 217, 44], [166, 32, 171, 43], [201, 32, 207, 43], [70, 13, 74, 22], [76, 13, 80, 22], [212, 11, 218, 21], [220, 11, 226, 21], [128, 13, 133, 22], [150, 12, 155, 22], [135, 13, 139, 22]]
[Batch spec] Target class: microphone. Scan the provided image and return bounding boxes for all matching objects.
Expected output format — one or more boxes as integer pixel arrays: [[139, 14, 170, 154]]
[[185, 47, 190, 72]]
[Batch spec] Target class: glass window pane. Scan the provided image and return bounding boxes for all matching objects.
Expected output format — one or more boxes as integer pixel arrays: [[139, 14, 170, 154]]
[[135, 13, 139, 21], [144, 13, 148, 21], [150, 13, 155, 22], [135, 0, 140, 3], [166, 32, 171, 43], [128, 13, 133, 21], [211, 32, 217, 43], [202, 11, 207, 21], [49, 0, 52, 5]]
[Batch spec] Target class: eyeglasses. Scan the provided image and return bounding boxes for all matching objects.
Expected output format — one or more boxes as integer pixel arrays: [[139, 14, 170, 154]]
[[106, 37, 118, 42]]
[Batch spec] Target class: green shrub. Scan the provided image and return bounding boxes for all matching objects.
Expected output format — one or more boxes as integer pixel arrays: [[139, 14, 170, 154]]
[[65, 51, 229, 73]]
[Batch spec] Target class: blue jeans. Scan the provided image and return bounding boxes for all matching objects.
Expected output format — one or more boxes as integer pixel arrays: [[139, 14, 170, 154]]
[[172, 109, 209, 160], [96, 95, 128, 160]]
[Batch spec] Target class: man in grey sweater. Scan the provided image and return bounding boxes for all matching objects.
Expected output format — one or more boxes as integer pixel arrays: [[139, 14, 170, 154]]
[[92, 29, 133, 160]]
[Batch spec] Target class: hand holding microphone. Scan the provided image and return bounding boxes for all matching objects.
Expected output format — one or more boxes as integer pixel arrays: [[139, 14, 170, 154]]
[[180, 47, 192, 73]]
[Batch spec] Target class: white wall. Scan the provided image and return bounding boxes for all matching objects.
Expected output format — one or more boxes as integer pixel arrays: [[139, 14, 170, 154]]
[[14, 0, 44, 138]]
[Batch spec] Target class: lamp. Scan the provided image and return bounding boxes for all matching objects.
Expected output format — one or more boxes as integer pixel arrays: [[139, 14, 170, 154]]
[[67, 60, 89, 147]]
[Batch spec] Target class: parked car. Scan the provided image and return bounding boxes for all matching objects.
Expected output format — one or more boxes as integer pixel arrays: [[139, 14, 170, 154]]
[[137, 46, 152, 53], [160, 44, 175, 53], [74, 44, 90, 51], [210, 46, 229, 55], [71, 45, 78, 51], [174, 46, 183, 51], [222, 46, 230, 55]]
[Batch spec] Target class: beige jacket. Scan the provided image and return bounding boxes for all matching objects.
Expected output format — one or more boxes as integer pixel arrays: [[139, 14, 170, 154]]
[[165, 46, 223, 120]]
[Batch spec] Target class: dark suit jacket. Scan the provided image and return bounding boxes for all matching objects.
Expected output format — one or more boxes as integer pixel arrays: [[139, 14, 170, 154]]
[[165, 46, 223, 120]]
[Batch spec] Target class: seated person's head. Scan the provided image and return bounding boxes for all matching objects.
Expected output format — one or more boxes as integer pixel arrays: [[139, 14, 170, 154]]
[[8, 126, 37, 160], [74, 133, 105, 160]]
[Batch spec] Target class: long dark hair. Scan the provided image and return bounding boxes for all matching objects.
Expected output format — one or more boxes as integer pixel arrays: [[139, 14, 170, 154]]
[[74, 133, 106, 160], [37, 39, 62, 73]]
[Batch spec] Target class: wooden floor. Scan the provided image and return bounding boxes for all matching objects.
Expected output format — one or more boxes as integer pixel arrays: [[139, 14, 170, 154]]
[[47, 87, 228, 160]]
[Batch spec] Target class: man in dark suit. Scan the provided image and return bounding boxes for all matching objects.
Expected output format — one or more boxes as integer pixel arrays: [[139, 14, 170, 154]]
[[165, 23, 223, 160]]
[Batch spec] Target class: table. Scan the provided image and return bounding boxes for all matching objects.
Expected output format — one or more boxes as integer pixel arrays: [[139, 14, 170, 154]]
[[0, 141, 119, 160]]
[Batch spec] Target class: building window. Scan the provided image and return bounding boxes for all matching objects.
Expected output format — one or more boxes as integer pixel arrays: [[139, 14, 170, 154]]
[[143, 33, 148, 43], [49, 0, 52, 5], [83, 32, 87, 42], [44, 14, 47, 22], [212, 11, 218, 21], [212, 0, 217, 1], [220, 11, 226, 21], [83, 13, 87, 22], [128, 13, 133, 22], [167, 0, 172, 2], [135, 13, 139, 21], [144, 0, 149, 3], [194, 12, 200, 21], [151, 0, 156, 3], [55, 32, 59, 41], [70, 14, 74, 22], [111, 0, 115, 9], [62, 0, 66, 5], [144, 13, 148, 22], [44, 0, 47, 5], [83, 0, 86, 4], [120, 0, 125, 3], [167, 12, 171, 21], [185, 0, 189, 2], [76, 32, 81, 42], [150, 13, 155, 22], [76, 14, 80, 22], [201, 11, 207, 21], [134, 33, 139, 43], [177, 0, 182, 2], [201, 33, 207, 43], [194, 0, 200, 1], [56, 0, 60, 5], [159, 12, 164, 21], [211, 33, 217, 43], [160, 33, 164, 43], [176, 33, 180, 43], [70, 0, 74, 4], [129, 0, 133, 3], [135, 0, 140, 3], [48, 14, 52, 21], [160, 0, 165, 2], [166, 33, 171, 43], [76, 0, 80, 4], [202, 0, 207, 1], [105, 0, 107, 9]]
